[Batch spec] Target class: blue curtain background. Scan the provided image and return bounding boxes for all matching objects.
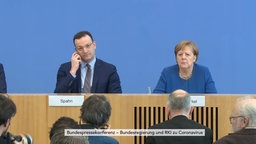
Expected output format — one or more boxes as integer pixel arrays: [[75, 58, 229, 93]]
[[0, 0, 255, 93]]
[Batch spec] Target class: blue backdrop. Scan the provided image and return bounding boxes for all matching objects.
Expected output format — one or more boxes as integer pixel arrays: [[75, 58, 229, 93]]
[[1, 0, 255, 93]]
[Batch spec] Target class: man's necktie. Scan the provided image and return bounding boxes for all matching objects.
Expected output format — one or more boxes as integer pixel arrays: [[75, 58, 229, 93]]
[[84, 64, 91, 93]]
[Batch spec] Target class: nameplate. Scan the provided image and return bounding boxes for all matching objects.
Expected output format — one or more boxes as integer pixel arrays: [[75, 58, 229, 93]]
[[48, 95, 84, 106], [190, 96, 205, 106]]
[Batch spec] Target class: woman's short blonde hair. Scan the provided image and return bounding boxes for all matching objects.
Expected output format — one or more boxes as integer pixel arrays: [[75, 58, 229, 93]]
[[174, 40, 199, 62]]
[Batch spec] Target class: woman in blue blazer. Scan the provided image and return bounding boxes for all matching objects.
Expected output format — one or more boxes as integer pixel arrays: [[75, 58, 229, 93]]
[[153, 40, 217, 94]]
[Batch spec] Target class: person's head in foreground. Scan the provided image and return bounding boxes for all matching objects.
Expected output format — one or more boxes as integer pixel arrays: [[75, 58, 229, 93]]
[[80, 95, 111, 129]]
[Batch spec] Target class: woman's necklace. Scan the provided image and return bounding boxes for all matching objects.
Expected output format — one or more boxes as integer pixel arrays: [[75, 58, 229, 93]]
[[179, 71, 192, 80]]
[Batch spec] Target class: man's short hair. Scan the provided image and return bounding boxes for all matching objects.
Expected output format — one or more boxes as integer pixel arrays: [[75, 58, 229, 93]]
[[73, 31, 94, 45], [0, 94, 16, 125], [168, 90, 191, 113], [80, 95, 111, 128], [50, 132, 89, 144], [50, 117, 89, 144], [49, 116, 79, 140], [237, 97, 256, 127], [50, 116, 89, 144]]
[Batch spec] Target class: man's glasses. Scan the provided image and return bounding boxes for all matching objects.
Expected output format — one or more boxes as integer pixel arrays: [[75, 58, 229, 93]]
[[229, 116, 245, 123], [75, 42, 94, 52]]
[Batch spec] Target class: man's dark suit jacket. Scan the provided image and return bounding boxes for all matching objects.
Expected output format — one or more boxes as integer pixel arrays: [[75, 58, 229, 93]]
[[80, 124, 119, 144], [145, 115, 213, 144], [0, 63, 7, 93], [54, 58, 122, 93], [214, 128, 256, 144]]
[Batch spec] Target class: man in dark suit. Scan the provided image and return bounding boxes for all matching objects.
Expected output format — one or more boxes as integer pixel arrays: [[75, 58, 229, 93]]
[[145, 89, 213, 144], [214, 97, 256, 144], [0, 63, 7, 93], [54, 31, 122, 93]]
